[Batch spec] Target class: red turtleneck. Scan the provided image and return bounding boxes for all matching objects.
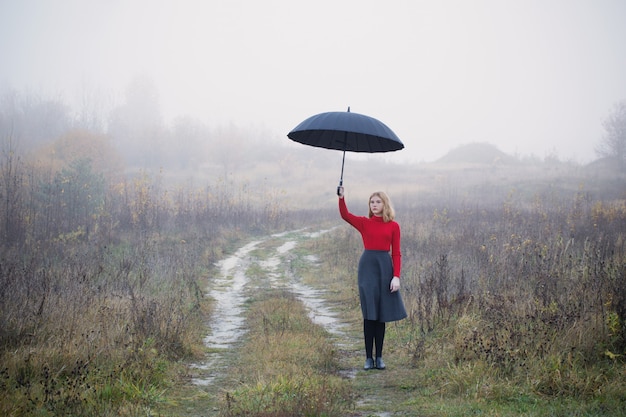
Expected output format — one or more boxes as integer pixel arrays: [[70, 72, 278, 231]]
[[339, 197, 402, 278]]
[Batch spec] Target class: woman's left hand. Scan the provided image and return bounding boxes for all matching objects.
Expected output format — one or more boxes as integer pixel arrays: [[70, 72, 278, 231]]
[[390, 277, 400, 293]]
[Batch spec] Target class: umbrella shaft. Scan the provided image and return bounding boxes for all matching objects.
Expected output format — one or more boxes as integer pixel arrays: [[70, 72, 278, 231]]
[[340, 150, 346, 183], [337, 150, 346, 195]]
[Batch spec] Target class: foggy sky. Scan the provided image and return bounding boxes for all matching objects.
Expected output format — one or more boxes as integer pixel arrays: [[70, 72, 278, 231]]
[[1, 0, 625, 163]]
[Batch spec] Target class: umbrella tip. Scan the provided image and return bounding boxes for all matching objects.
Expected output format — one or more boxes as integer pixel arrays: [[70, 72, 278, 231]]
[[347, 106, 350, 112]]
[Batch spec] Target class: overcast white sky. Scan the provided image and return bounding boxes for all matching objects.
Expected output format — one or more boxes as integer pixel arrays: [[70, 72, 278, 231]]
[[1, 0, 625, 163]]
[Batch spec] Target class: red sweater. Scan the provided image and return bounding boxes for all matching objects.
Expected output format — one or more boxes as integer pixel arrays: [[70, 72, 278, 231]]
[[339, 197, 402, 278]]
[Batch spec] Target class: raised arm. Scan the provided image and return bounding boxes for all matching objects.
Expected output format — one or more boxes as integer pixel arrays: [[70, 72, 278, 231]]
[[338, 189, 364, 230]]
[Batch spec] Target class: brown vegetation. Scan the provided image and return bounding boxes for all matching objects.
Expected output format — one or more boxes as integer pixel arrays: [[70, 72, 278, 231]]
[[0, 136, 296, 415], [304, 169, 626, 414], [1, 115, 625, 414]]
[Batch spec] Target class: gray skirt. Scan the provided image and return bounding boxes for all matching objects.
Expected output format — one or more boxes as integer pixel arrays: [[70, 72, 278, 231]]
[[358, 250, 407, 322]]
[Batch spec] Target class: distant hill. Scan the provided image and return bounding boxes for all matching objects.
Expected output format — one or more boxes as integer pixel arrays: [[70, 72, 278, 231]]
[[436, 142, 518, 165], [584, 156, 626, 176]]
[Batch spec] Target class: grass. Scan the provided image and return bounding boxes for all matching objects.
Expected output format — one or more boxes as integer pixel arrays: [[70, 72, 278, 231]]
[[292, 220, 626, 416], [0, 336, 186, 416], [153, 233, 357, 417], [2, 150, 625, 416], [215, 290, 355, 417], [4, 212, 624, 416], [0, 235, 212, 417]]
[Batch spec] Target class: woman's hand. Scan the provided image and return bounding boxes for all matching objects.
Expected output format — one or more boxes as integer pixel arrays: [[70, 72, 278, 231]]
[[337, 186, 344, 198], [390, 277, 400, 292]]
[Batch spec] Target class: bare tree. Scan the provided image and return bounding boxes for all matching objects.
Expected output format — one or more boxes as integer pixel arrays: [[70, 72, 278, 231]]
[[596, 100, 626, 172], [0, 88, 70, 150], [0, 130, 25, 245], [107, 75, 164, 168]]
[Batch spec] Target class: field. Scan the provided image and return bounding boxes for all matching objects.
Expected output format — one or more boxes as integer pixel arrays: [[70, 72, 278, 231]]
[[1, 144, 625, 415]]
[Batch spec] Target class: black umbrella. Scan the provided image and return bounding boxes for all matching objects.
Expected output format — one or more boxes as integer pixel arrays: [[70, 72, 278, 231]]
[[287, 108, 404, 195]]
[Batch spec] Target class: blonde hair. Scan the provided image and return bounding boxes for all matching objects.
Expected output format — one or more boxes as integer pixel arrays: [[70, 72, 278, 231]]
[[368, 191, 395, 222]]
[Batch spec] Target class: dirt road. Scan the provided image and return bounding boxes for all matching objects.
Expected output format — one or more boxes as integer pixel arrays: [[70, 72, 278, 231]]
[[181, 228, 399, 416]]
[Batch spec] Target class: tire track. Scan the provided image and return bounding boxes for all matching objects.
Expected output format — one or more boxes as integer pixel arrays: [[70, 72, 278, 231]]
[[190, 239, 262, 386], [191, 228, 357, 385]]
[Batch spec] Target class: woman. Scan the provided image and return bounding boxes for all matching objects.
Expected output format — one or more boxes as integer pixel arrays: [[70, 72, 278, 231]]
[[338, 186, 407, 370]]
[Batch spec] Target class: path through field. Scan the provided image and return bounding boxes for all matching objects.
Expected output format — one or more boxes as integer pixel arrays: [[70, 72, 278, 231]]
[[186, 228, 395, 416]]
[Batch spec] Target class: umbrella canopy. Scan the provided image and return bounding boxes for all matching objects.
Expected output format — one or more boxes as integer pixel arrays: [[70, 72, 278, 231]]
[[287, 110, 404, 153], [287, 108, 404, 193]]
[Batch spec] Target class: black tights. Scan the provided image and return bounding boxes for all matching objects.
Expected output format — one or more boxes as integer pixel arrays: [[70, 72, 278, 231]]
[[364, 319, 386, 359]]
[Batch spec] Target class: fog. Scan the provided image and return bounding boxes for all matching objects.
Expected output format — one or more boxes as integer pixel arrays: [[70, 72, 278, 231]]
[[1, 0, 625, 163]]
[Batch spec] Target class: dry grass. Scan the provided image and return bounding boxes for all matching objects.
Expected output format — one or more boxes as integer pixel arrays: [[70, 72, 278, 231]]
[[1, 134, 625, 415], [296, 181, 626, 415], [0, 235, 210, 416]]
